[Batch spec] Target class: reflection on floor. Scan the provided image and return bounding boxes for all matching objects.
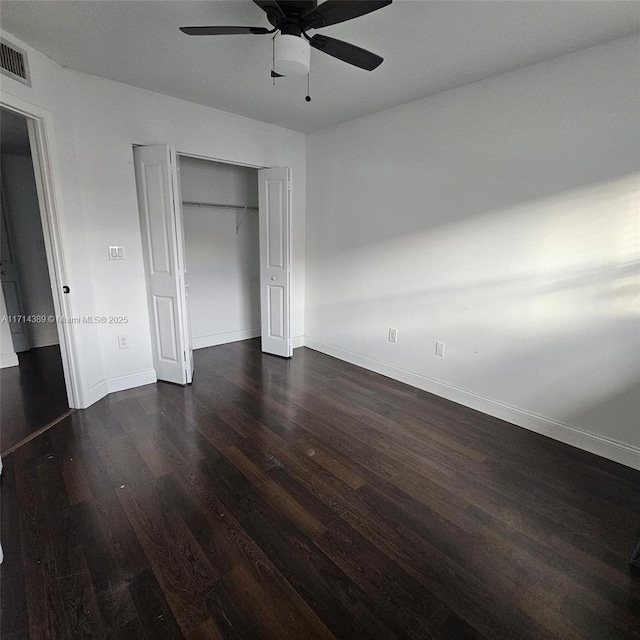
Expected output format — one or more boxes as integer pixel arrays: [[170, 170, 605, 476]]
[[1, 344, 69, 454]]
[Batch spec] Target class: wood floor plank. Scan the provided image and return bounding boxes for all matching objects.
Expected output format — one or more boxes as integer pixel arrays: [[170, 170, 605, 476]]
[[59, 454, 93, 506], [201, 581, 258, 640], [127, 428, 174, 479], [91, 492, 149, 582], [343, 481, 601, 640], [116, 484, 217, 637], [35, 451, 80, 580], [113, 617, 149, 640], [14, 451, 65, 640], [57, 546, 106, 640], [394, 465, 637, 600], [315, 517, 451, 639], [185, 618, 225, 640], [212, 561, 335, 640], [127, 569, 184, 640], [291, 434, 367, 490], [0, 454, 30, 640], [241, 502, 404, 639], [75, 502, 139, 634]]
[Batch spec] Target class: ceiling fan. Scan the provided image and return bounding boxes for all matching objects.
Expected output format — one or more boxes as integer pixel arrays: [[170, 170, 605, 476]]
[[180, 0, 392, 78]]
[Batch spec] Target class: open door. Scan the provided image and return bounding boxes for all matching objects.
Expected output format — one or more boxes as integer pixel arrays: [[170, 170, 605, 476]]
[[134, 145, 193, 385], [258, 167, 292, 358]]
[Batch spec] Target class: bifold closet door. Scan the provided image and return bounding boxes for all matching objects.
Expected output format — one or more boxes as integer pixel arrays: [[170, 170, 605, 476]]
[[258, 167, 292, 358], [134, 145, 193, 385]]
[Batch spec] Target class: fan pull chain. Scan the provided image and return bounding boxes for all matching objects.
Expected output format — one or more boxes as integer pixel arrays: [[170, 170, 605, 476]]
[[305, 72, 311, 102], [272, 34, 276, 85]]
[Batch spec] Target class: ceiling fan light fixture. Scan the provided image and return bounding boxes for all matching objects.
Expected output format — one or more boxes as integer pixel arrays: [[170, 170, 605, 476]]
[[273, 34, 310, 77]]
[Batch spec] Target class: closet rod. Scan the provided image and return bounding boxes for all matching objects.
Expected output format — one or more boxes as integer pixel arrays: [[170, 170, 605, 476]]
[[182, 200, 258, 212]]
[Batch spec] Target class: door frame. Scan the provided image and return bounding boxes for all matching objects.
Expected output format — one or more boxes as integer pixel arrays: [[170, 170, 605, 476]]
[[0, 91, 84, 408]]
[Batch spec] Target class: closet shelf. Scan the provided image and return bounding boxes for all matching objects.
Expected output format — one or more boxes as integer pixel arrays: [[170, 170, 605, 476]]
[[182, 201, 258, 212]]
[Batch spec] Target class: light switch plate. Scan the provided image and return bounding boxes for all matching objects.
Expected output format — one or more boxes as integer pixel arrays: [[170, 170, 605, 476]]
[[108, 245, 125, 260]]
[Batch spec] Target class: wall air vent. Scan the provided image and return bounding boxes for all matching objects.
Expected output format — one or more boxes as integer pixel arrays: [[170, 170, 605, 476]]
[[0, 39, 31, 86]]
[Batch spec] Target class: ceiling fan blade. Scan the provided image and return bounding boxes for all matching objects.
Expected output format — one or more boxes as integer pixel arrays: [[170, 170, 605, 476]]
[[303, 0, 391, 30], [180, 26, 271, 36], [253, 0, 286, 26], [309, 34, 383, 70], [271, 70, 284, 77], [254, 0, 284, 12], [279, 0, 317, 12]]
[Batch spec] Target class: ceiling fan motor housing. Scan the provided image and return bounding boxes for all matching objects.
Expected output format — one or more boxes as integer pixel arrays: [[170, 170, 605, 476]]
[[273, 33, 310, 76]]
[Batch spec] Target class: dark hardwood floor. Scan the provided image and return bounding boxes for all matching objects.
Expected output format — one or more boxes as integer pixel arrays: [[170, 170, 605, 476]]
[[1, 338, 639, 639], [1, 344, 69, 454]]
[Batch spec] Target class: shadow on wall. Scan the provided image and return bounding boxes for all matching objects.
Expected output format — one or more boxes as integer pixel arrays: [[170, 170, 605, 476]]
[[306, 172, 640, 448]]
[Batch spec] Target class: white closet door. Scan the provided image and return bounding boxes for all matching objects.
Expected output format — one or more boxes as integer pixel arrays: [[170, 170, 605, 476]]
[[134, 145, 193, 385], [258, 167, 292, 358]]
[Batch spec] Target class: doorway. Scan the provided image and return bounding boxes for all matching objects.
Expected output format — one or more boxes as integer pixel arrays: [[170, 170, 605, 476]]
[[0, 107, 71, 454]]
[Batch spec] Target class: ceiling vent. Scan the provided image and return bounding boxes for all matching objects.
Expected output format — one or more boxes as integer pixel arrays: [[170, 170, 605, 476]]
[[0, 39, 31, 87]]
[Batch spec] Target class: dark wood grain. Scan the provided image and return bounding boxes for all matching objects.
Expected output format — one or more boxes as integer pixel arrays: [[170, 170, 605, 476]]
[[2, 338, 639, 639], [0, 454, 30, 640]]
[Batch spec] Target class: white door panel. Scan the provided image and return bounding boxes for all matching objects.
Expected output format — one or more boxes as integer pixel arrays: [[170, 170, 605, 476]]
[[259, 167, 292, 357], [134, 145, 193, 384]]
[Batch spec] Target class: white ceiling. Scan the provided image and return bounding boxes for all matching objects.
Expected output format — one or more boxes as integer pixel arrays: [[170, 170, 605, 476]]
[[1, 1, 638, 133]]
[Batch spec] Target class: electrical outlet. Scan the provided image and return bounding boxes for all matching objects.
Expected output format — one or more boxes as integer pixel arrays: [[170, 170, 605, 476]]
[[388, 328, 398, 343], [118, 334, 130, 350], [435, 341, 445, 357]]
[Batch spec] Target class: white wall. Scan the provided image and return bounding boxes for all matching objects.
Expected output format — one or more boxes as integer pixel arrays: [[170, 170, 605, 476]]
[[0, 29, 306, 407], [1, 153, 59, 348], [305, 36, 640, 468], [180, 156, 260, 348]]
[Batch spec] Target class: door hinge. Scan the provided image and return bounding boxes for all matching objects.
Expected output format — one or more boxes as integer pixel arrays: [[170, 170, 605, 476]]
[[183, 350, 186, 362]]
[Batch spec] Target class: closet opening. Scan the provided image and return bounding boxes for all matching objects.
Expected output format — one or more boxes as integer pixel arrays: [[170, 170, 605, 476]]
[[178, 155, 261, 353]]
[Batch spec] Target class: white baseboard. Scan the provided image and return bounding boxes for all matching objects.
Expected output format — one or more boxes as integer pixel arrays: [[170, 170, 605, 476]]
[[293, 335, 305, 349], [303, 336, 640, 471], [0, 352, 19, 368], [106, 369, 157, 394], [86, 378, 108, 407], [192, 327, 260, 350], [86, 369, 157, 408]]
